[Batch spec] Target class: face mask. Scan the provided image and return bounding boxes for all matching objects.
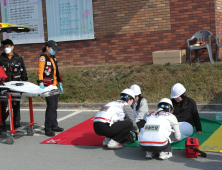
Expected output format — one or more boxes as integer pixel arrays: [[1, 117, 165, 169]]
[[4, 48, 12, 54], [49, 49, 56, 55]]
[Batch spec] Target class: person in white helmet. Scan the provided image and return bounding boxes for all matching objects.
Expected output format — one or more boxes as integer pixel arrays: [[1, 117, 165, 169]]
[[93, 88, 139, 149], [130, 84, 149, 131], [170, 83, 202, 141], [138, 98, 181, 160]]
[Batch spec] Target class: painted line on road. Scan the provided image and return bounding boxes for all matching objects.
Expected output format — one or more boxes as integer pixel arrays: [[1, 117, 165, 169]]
[[1, 131, 46, 136], [34, 110, 88, 132], [2, 110, 88, 137], [20, 109, 98, 112]]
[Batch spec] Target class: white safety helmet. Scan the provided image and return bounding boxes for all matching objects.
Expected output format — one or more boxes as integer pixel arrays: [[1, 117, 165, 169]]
[[157, 98, 174, 113], [170, 83, 186, 98], [120, 88, 135, 99], [129, 84, 141, 96]]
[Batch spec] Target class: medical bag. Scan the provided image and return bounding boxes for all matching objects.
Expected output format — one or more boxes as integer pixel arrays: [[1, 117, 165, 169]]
[[0, 66, 8, 85], [59, 73, 62, 81], [43, 77, 53, 86], [185, 137, 207, 158]]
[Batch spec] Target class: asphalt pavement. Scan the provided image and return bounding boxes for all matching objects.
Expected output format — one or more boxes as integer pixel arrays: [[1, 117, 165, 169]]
[[0, 109, 221, 170]]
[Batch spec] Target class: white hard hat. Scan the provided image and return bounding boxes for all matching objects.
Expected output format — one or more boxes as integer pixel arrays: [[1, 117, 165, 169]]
[[170, 83, 186, 98], [158, 98, 173, 110], [129, 84, 141, 96], [120, 88, 135, 99]]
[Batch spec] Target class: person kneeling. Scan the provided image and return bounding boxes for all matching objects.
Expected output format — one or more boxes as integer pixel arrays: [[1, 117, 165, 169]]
[[138, 98, 181, 160], [93, 89, 139, 149]]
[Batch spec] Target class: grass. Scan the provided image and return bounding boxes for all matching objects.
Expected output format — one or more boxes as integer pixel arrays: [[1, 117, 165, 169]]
[[26, 62, 222, 104]]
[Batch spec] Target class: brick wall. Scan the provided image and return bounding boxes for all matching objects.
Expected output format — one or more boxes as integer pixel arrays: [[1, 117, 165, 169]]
[[216, 0, 222, 58], [0, 0, 220, 68], [170, 0, 216, 62]]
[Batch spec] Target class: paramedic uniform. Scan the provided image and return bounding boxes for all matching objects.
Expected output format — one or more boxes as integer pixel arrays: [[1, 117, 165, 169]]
[[94, 100, 138, 143], [138, 110, 180, 152]]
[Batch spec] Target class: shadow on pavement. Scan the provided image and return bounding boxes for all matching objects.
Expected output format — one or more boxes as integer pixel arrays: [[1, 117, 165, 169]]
[[170, 150, 222, 170]]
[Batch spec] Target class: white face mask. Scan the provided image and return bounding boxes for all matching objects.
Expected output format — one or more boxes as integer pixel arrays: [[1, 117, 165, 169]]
[[4, 48, 12, 54]]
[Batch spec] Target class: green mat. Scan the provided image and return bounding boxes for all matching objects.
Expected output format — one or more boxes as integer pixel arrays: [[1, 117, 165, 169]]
[[123, 117, 222, 149]]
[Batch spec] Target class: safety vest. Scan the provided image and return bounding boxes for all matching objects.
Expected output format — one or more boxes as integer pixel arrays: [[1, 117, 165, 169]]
[[0, 53, 22, 81], [94, 100, 128, 126], [138, 111, 173, 147], [40, 54, 59, 84]]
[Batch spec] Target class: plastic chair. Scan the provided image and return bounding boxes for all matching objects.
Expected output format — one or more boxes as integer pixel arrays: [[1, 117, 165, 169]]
[[215, 34, 222, 62], [186, 30, 214, 65]]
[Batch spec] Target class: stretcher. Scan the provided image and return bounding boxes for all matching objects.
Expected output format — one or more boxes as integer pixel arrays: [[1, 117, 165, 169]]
[[0, 81, 61, 144]]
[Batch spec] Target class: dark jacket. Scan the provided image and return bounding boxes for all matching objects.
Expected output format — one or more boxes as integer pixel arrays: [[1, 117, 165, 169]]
[[171, 96, 202, 131], [0, 52, 28, 82]]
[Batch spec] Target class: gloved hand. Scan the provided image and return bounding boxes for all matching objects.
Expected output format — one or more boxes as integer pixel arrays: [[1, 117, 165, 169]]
[[40, 84, 45, 89], [59, 83, 63, 94]]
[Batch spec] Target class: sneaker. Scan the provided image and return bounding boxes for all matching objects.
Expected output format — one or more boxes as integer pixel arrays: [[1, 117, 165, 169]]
[[107, 139, 123, 149], [146, 151, 157, 159], [159, 152, 172, 160], [102, 137, 111, 146]]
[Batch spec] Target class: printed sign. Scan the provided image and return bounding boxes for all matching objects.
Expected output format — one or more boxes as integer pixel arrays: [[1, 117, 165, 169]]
[[46, 0, 94, 42], [1, 0, 45, 44], [215, 113, 222, 121], [100, 106, 110, 112], [143, 124, 160, 132]]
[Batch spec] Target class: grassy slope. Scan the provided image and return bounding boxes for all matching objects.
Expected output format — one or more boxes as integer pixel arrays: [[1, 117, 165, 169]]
[[27, 62, 222, 104]]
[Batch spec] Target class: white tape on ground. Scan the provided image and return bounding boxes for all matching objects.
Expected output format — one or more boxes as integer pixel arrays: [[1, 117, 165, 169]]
[[2, 110, 90, 136], [2, 110, 97, 137], [20, 109, 98, 112], [1, 131, 45, 136], [34, 110, 88, 132]]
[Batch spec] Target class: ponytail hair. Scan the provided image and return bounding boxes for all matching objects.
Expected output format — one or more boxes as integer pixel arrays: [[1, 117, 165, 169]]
[[42, 47, 47, 52], [136, 94, 143, 111]]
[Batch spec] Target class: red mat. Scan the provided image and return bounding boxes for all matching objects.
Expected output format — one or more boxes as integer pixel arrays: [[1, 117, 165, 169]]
[[41, 117, 105, 146]]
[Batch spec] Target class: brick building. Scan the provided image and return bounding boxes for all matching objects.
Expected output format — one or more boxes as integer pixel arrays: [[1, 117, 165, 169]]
[[0, 0, 222, 68]]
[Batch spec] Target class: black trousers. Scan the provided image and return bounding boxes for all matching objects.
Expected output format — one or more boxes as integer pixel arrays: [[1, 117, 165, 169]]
[[140, 133, 173, 152], [94, 121, 133, 143], [140, 141, 171, 152], [136, 119, 146, 131], [1, 99, 21, 123], [45, 94, 59, 131]]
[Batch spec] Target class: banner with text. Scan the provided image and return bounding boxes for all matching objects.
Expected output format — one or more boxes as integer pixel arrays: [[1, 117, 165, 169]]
[[1, 0, 45, 44], [46, 0, 94, 42]]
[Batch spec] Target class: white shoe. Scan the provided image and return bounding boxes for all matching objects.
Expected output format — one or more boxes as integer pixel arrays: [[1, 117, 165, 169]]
[[159, 152, 172, 160], [102, 137, 111, 146], [107, 139, 123, 149], [146, 151, 157, 159]]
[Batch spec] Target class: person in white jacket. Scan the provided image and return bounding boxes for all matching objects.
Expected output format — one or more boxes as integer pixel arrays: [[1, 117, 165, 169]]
[[138, 98, 181, 160], [130, 84, 149, 131], [93, 89, 139, 149]]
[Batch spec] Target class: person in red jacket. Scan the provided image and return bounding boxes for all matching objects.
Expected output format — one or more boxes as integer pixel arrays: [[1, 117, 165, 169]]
[[38, 40, 64, 137]]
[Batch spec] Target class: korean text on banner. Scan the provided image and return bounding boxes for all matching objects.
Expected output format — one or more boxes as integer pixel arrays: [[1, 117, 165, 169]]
[[0, 0, 45, 45], [46, 0, 94, 42]]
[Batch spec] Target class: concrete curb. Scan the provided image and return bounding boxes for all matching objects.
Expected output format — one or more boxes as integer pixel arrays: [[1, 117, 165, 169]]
[[20, 103, 222, 110]]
